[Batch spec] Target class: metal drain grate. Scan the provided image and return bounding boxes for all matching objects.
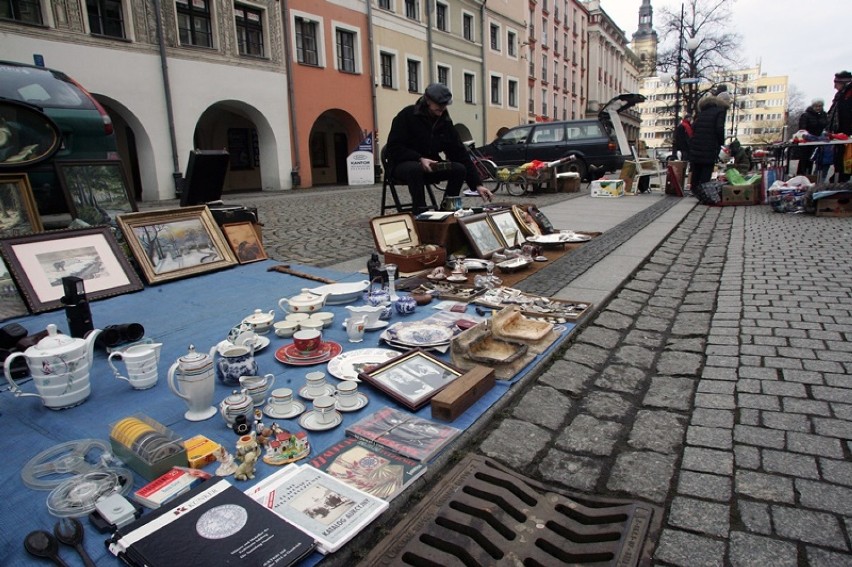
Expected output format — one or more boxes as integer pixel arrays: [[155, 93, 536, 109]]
[[359, 455, 661, 567]]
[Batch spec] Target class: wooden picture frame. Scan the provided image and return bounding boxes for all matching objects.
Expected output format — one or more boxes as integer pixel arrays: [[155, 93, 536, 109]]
[[358, 348, 463, 410], [0, 173, 43, 238], [56, 160, 137, 226], [458, 213, 506, 258], [0, 226, 143, 313], [488, 209, 525, 247], [221, 222, 267, 264], [117, 205, 237, 285], [0, 255, 28, 321]]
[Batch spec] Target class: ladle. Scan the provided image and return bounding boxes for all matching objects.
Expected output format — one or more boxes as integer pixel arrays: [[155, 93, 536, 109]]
[[54, 517, 97, 567], [23, 530, 71, 567]]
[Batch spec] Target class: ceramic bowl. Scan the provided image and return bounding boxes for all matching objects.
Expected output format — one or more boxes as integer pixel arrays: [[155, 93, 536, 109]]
[[309, 312, 335, 328], [285, 313, 310, 323], [299, 318, 325, 332], [273, 320, 299, 338]]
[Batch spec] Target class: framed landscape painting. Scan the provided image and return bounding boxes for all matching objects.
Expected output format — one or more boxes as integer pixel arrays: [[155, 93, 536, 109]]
[[221, 222, 267, 264], [0, 173, 43, 238], [117, 206, 237, 284], [0, 256, 28, 321], [56, 160, 136, 226], [458, 213, 506, 258], [0, 226, 143, 313]]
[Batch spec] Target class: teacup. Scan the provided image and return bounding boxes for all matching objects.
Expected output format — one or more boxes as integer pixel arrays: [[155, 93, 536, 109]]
[[273, 320, 299, 338], [268, 387, 294, 413], [312, 395, 338, 425], [285, 313, 310, 323], [299, 318, 324, 332], [304, 371, 328, 397], [293, 329, 321, 355], [336, 380, 360, 409], [310, 312, 335, 328], [239, 373, 276, 406], [107, 343, 162, 390]]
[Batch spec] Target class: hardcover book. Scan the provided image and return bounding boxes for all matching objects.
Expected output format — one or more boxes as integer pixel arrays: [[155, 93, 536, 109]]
[[109, 478, 316, 567], [345, 407, 462, 463], [309, 437, 427, 501], [245, 464, 388, 554]]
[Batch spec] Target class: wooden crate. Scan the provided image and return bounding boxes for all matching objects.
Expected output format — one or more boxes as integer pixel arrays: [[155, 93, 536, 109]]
[[815, 192, 852, 217], [431, 365, 495, 422]]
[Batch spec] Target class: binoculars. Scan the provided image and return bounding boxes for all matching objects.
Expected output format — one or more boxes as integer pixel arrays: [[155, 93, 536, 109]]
[[96, 323, 146, 349]]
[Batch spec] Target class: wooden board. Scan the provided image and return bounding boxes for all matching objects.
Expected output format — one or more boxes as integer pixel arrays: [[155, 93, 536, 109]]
[[431, 365, 495, 422]]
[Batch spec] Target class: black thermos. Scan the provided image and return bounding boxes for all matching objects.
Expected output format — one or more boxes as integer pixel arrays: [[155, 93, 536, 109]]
[[60, 276, 93, 338]]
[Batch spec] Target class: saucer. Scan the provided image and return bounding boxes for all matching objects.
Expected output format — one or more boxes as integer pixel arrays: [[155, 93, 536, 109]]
[[263, 400, 306, 420], [426, 273, 446, 281], [343, 318, 389, 331], [447, 274, 467, 282], [335, 392, 369, 412], [298, 383, 336, 400], [216, 335, 270, 354], [275, 341, 342, 366], [299, 409, 342, 431]]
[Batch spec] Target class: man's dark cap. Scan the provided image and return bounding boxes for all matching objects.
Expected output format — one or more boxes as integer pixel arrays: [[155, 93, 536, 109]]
[[835, 71, 852, 81], [424, 83, 453, 105]]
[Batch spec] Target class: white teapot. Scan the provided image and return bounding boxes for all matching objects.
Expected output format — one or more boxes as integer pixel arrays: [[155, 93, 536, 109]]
[[278, 289, 328, 313], [2, 324, 102, 410], [219, 389, 255, 428], [167, 344, 218, 421]]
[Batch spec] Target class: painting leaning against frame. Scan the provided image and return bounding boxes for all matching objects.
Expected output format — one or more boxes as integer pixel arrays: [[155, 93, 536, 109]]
[[0, 173, 43, 239]]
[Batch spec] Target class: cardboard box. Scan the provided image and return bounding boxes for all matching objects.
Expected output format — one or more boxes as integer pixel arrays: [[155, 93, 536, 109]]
[[720, 182, 759, 206], [184, 434, 221, 469], [590, 179, 625, 198], [370, 213, 447, 274], [556, 172, 581, 192], [431, 365, 495, 422], [815, 192, 852, 217]]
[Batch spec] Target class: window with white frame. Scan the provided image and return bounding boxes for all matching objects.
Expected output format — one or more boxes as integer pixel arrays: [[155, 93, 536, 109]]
[[235, 4, 264, 57], [437, 65, 449, 86], [87, 0, 125, 38], [380, 51, 394, 87], [463, 13, 473, 41], [0, 0, 42, 24], [507, 30, 516, 57], [295, 17, 319, 66], [407, 59, 420, 92], [490, 75, 502, 105], [336, 28, 356, 73], [176, 0, 212, 47], [377, 0, 391, 10], [436, 2, 447, 31], [464, 73, 474, 103], [404, 0, 417, 21], [490, 23, 500, 51], [508, 79, 518, 108]]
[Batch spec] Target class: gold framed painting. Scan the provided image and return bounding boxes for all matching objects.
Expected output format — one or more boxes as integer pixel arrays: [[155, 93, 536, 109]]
[[221, 222, 267, 264], [0, 173, 42, 238], [117, 206, 237, 284]]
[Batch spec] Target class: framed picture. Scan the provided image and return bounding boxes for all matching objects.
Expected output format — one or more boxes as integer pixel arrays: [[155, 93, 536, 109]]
[[221, 222, 267, 264], [458, 213, 506, 258], [0, 226, 143, 313], [0, 173, 42, 238], [489, 209, 525, 246], [117, 205, 237, 284], [358, 348, 463, 410], [56, 160, 136, 226], [0, 255, 28, 321]]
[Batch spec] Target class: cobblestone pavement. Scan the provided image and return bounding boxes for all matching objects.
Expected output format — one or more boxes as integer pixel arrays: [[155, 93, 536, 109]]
[[157, 184, 582, 267], [477, 204, 852, 565]]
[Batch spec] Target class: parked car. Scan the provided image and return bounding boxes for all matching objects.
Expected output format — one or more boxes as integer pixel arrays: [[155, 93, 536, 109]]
[[478, 93, 645, 180], [0, 60, 118, 216]]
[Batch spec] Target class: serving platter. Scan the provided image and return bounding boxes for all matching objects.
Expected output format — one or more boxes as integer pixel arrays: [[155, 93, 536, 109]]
[[496, 257, 532, 273], [326, 348, 400, 381], [385, 322, 455, 347], [306, 280, 370, 305]]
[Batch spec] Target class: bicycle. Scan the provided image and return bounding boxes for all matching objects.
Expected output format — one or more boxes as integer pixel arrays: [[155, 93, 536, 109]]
[[463, 141, 504, 194]]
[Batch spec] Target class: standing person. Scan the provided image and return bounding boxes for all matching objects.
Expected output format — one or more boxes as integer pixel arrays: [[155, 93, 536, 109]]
[[826, 70, 852, 182], [795, 99, 828, 175], [385, 83, 493, 214], [672, 114, 693, 162], [688, 90, 732, 189]]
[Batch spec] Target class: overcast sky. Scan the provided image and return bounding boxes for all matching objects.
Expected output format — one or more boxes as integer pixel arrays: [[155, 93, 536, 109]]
[[599, 0, 852, 105]]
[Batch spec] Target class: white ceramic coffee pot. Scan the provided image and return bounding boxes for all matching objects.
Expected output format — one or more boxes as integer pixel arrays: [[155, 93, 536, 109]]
[[167, 344, 218, 421]]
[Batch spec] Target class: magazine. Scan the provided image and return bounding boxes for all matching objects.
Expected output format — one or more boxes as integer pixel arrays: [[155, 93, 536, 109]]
[[309, 437, 427, 501], [345, 407, 462, 462], [246, 464, 389, 554], [108, 478, 315, 567]]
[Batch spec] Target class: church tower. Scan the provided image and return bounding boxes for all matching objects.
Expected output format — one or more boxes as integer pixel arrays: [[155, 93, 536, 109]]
[[632, 0, 658, 78]]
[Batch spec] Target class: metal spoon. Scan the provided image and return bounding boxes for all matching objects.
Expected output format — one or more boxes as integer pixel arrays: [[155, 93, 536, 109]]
[[54, 518, 97, 567], [24, 530, 71, 567]]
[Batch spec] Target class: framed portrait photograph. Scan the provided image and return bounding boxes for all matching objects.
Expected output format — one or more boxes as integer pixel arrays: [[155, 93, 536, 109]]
[[358, 348, 462, 410], [56, 160, 137, 227], [0, 173, 43, 238], [0, 226, 143, 313], [221, 222, 267, 264], [117, 205, 237, 284], [458, 213, 506, 258], [489, 209, 525, 246]]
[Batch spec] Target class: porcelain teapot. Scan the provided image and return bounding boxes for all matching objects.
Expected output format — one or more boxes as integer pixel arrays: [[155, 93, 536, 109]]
[[242, 309, 275, 334], [278, 289, 328, 313], [167, 344, 218, 421], [219, 389, 255, 428], [2, 324, 102, 410]]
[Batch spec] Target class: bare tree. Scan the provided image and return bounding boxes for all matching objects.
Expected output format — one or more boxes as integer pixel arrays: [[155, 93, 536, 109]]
[[655, 0, 743, 119], [785, 85, 807, 141]]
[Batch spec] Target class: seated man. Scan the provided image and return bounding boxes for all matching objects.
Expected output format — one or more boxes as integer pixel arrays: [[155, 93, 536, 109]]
[[385, 83, 492, 214]]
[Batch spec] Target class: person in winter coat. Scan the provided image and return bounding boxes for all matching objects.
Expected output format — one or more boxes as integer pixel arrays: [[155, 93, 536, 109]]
[[671, 114, 693, 161], [385, 83, 493, 214], [826, 70, 852, 182], [727, 139, 751, 175], [688, 91, 732, 188], [795, 99, 828, 175]]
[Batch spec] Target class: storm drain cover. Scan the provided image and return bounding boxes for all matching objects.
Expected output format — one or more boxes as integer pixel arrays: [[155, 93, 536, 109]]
[[359, 455, 661, 567]]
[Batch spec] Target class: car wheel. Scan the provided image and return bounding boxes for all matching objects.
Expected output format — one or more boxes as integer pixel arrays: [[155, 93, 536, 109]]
[[559, 157, 588, 181]]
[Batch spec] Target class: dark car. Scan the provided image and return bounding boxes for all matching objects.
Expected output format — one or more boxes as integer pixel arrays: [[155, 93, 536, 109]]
[[478, 93, 645, 180], [0, 60, 118, 216]]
